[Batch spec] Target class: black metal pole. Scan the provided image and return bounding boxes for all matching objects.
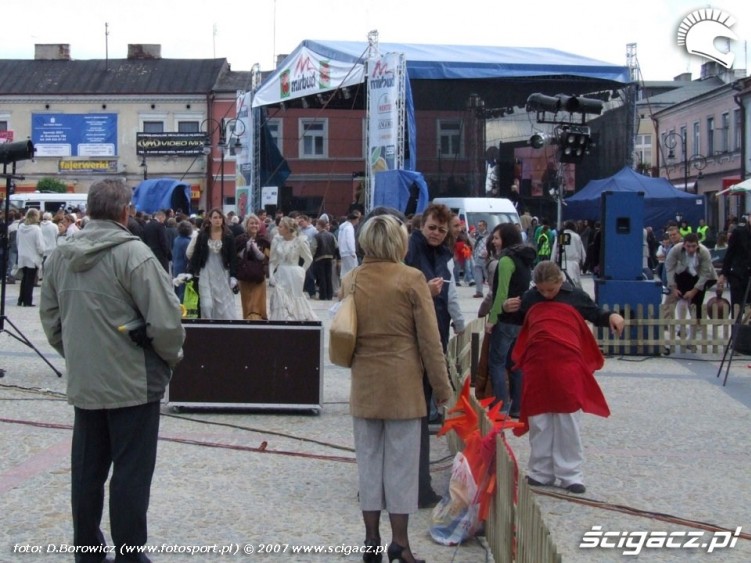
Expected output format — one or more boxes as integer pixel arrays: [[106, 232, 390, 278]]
[[1, 164, 62, 377], [1, 166, 12, 331], [220, 143, 225, 212], [683, 133, 689, 193]]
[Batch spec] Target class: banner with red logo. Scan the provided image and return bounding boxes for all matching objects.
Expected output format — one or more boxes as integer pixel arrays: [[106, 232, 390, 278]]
[[252, 46, 365, 108], [367, 53, 401, 175]]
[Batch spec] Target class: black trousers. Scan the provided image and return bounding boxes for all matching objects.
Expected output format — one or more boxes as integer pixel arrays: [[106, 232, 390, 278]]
[[304, 266, 316, 297], [71, 402, 160, 562], [19, 266, 37, 306], [728, 274, 751, 316], [675, 271, 709, 320], [313, 258, 333, 300], [418, 376, 433, 499]]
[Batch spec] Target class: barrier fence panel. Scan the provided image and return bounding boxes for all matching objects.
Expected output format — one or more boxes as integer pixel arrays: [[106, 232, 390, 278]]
[[445, 320, 561, 563], [596, 303, 738, 356]]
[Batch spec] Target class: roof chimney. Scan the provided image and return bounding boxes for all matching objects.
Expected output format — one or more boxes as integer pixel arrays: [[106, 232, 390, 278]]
[[127, 44, 162, 60], [35, 44, 71, 61]]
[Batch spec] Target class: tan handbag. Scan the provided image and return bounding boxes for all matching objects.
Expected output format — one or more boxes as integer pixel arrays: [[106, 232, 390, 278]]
[[329, 269, 359, 367]]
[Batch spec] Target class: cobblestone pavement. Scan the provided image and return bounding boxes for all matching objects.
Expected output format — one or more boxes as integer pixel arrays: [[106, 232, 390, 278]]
[[1, 277, 749, 562]]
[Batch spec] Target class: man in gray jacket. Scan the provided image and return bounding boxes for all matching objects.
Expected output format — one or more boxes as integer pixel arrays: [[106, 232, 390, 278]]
[[40, 178, 185, 562]]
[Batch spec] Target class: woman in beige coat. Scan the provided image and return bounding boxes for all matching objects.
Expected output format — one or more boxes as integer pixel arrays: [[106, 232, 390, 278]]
[[342, 214, 451, 563]]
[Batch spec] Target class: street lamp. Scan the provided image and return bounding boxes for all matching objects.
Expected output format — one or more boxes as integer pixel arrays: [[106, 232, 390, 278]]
[[663, 131, 706, 193], [139, 155, 148, 181], [201, 117, 246, 210]]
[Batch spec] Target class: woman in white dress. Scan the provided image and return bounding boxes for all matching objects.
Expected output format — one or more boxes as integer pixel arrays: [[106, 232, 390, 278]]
[[186, 208, 239, 320], [16, 208, 45, 307], [269, 217, 317, 321]]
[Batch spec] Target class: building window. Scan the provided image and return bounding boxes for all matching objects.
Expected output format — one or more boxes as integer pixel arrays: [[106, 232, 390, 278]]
[[0, 120, 7, 132], [734, 109, 742, 151], [177, 120, 200, 133], [635, 133, 652, 169], [692, 122, 700, 155], [142, 120, 164, 133], [721, 112, 730, 153], [267, 118, 282, 150], [438, 120, 462, 157], [299, 119, 327, 158], [706, 116, 714, 155]]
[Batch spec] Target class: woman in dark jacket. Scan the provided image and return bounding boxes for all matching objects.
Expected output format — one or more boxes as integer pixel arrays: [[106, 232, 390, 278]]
[[484, 223, 536, 417], [186, 208, 238, 320], [171, 220, 193, 302], [234, 214, 271, 320]]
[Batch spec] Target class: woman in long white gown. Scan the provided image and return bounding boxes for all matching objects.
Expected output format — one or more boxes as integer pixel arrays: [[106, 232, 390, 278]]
[[186, 208, 239, 320], [269, 217, 318, 321]]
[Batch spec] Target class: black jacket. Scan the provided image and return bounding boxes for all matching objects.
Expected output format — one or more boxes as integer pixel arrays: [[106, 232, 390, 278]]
[[495, 244, 537, 325], [405, 229, 452, 349], [521, 281, 612, 328], [721, 223, 751, 282], [188, 231, 237, 278], [142, 220, 171, 272]]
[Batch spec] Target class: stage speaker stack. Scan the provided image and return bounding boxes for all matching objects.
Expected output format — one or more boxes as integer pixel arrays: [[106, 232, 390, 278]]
[[599, 191, 644, 280], [595, 191, 661, 355]]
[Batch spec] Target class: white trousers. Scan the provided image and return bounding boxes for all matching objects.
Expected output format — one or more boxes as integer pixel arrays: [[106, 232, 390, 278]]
[[340, 255, 359, 280], [527, 411, 584, 487], [352, 417, 421, 514]]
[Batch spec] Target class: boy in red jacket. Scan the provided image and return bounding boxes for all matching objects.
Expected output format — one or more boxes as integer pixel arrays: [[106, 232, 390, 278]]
[[510, 261, 624, 494]]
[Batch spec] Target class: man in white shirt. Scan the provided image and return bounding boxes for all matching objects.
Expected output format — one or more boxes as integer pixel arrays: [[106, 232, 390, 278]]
[[40, 212, 59, 279], [338, 211, 360, 279], [551, 220, 586, 288]]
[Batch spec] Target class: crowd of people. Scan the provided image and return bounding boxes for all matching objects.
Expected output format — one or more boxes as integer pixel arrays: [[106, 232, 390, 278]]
[[1, 204, 372, 323], [5, 187, 745, 562]]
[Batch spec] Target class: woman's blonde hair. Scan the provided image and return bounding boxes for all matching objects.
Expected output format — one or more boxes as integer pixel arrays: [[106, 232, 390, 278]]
[[532, 260, 565, 285], [279, 216, 299, 235], [24, 208, 41, 225], [358, 214, 407, 262], [244, 213, 260, 231]]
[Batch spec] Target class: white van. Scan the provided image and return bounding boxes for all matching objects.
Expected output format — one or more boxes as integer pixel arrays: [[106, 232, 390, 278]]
[[432, 197, 520, 230], [7, 192, 88, 213]]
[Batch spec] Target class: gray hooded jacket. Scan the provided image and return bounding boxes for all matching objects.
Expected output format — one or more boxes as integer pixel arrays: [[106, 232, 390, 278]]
[[40, 220, 185, 409]]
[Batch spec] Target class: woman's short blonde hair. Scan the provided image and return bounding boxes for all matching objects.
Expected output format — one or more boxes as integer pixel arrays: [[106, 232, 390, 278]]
[[532, 260, 564, 285], [358, 214, 407, 262], [244, 213, 260, 231], [279, 216, 299, 235]]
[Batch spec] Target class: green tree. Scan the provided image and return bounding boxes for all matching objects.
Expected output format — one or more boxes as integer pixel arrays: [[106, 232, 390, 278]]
[[36, 177, 68, 193]]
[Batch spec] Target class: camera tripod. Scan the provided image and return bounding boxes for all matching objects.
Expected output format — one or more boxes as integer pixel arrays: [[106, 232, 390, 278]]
[[1, 163, 62, 378], [715, 275, 751, 387]]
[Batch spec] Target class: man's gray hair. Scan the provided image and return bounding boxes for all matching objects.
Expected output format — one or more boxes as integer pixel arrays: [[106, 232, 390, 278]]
[[87, 179, 132, 221]]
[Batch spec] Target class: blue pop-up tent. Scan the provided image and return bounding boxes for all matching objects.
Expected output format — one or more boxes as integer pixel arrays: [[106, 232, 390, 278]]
[[563, 167, 704, 228], [132, 179, 191, 214], [373, 170, 429, 216]]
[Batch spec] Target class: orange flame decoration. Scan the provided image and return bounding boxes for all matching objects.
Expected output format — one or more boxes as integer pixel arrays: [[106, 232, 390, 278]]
[[437, 378, 524, 521]]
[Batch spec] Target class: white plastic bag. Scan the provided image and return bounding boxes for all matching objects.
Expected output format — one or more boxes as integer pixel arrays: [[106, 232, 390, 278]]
[[429, 452, 481, 545]]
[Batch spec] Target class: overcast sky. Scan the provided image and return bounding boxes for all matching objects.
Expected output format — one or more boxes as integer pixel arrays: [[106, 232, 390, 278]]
[[2, 0, 749, 82]]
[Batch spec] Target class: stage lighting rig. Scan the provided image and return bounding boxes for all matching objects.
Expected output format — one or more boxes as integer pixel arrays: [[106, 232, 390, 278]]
[[528, 132, 553, 149], [0, 140, 35, 165], [555, 124, 592, 163], [525, 93, 604, 124]]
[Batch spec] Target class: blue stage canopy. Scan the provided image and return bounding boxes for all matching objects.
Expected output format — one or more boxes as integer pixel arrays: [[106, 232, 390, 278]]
[[253, 39, 630, 109], [563, 167, 704, 229]]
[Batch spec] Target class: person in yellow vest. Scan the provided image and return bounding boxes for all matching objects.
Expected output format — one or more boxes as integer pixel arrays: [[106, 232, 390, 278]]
[[678, 219, 692, 239], [696, 219, 709, 244]]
